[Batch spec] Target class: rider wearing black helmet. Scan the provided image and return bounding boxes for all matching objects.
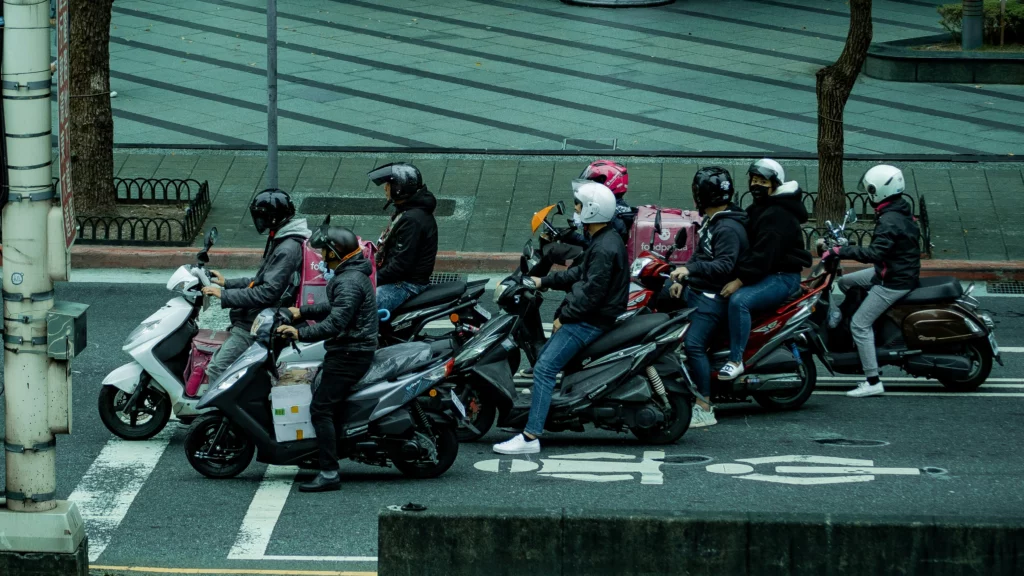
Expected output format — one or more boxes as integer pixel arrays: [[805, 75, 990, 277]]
[[665, 167, 748, 429], [368, 163, 439, 312], [278, 224, 378, 493], [202, 189, 311, 383]]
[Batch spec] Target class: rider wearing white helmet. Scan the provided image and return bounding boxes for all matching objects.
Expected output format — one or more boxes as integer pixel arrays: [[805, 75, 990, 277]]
[[493, 181, 629, 456], [822, 164, 921, 398]]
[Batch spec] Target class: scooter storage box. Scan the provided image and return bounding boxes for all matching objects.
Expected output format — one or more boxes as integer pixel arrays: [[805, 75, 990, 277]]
[[270, 384, 314, 426], [297, 238, 377, 317], [628, 205, 700, 265], [183, 329, 231, 397]]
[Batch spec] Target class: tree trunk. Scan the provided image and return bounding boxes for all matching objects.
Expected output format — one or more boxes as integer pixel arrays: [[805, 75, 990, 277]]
[[69, 0, 116, 215], [815, 0, 873, 225]]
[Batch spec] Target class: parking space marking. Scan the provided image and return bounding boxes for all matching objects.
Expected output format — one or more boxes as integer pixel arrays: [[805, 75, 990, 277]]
[[67, 428, 174, 562]]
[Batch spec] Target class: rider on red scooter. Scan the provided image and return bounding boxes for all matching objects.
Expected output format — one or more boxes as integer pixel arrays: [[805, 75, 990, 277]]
[[665, 167, 748, 428], [566, 160, 633, 246]]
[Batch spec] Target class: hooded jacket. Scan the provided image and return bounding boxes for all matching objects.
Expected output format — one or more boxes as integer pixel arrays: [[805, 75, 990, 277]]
[[297, 253, 378, 353], [542, 226, 628, 330], [685, 204, 749, 294], [734, 182, 813, 285], [221, 218, 312, 330], [839, 198, 920, 290], [376, 188, 438, 286]]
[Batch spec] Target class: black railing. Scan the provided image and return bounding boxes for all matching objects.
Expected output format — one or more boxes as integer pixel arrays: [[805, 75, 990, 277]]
[[74, 177, 211, 246]]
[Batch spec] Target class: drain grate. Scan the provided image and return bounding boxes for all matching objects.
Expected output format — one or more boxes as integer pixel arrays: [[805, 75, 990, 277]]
[[654, 455, 714, 465], [987, 281, 1024, 295], [814, 438, 890, 447], [562, 138, 617, 151], [429, 272, 465, 285], [299, 196, 456, 217]]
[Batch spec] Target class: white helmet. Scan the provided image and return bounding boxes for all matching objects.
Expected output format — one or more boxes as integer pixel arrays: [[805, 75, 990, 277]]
[[858, 165, 905, 204], [572, 180, 617, 224], [748, 158, 785, 187]]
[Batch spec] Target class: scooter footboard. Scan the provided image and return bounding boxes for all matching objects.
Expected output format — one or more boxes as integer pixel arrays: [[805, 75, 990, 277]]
[[102, 362, 145, 393]]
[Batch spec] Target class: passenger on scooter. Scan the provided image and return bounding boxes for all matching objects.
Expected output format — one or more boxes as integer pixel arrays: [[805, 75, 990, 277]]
[[821, 165, 921, 398], [492, 182, 629, 455], [201, 189, 311, 384], [277, 225, 378, 492], [665, 167, 749, 428], [368, 163, 438, 313], [717, 159, 812, 382], [576, 160, 633, 243]]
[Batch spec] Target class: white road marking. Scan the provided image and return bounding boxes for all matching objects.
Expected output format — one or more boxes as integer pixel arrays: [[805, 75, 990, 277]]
[[475, 451, 665, 484], [999, 347, 1024, 353], [67, 428, 174, 562], [815, 391, 1024, 397], [740, 473, 875, 485], [258, 555, 379, 562], [709, 455, 926, 486], [228, 465, 299, 560], [776, 466, 920, 476], [736, 455, 873, 466]]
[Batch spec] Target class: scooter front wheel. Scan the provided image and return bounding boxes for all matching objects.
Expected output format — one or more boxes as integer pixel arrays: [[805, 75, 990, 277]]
[[184, 414, 254, 479], [98, 383, 171, 440], [455, 383, 496, 443]]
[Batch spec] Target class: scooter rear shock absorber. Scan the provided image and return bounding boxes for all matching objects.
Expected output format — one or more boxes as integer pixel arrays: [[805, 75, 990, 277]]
[[411, 401, 434, 435], [645, 366, 672, 410], [789, 343, 803, 364]]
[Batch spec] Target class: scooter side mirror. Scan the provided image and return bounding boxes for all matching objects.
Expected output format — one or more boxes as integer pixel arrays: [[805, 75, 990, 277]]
[[206, 227, 218, 248], [674, 227, 688, 249], [555, 200, 565, 216], [197, 227, 218, 264], [520, 256, 529, 275], [845, 207, 858, 225], [651, 208, 662, 245]]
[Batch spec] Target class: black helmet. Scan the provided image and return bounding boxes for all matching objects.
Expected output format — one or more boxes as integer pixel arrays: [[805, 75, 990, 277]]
[[691, 167, 734, 213], [249, 189, 295, 234], [310, 224, 360, 262], [368, 162, 422, 202]]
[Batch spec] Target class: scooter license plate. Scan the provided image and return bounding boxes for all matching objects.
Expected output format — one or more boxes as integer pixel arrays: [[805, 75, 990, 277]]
[[989, 333, 1000, 356], [474, 305, 492, 321], [450, 390, 467, 419]]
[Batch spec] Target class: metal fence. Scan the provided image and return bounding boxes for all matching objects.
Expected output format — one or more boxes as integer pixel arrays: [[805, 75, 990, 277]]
[[74, 177, 212, 246]]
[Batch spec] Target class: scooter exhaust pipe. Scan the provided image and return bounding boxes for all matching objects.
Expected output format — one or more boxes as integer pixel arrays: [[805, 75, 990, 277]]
[[904, 354, 974, 380]]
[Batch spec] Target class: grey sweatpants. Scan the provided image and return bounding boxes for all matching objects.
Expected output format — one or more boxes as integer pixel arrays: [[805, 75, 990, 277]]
[[835, 268, 910, 379], [204, 327, 256, 385]]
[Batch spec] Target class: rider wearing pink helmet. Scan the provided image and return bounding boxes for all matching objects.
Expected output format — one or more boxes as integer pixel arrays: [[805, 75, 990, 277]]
[[579, 160, 633, 241]]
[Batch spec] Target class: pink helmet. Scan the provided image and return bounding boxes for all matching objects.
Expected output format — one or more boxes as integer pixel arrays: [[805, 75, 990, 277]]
[[580, 160, 628, 197]]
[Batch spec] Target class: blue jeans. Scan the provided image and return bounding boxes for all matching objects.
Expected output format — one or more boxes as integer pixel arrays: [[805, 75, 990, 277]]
[[682, 288, 728, 399], [376, 282, 427, 313], [525, 321, 605, 437], [727, 273, 802, 362]]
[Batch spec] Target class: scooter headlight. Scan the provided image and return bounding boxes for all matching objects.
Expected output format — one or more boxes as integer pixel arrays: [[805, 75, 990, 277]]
[[196, 367, 247, 410], [630, 258, 652, 279], [123, 319, 162, 349], [494, 280, 508, 304]]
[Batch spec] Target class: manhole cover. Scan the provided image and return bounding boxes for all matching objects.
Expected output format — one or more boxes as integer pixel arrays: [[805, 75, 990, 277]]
[[987, 281, 1024, 295], [299, 196, 456, 217], [814, 438, 890, 447], [654, 455, 713, 465]]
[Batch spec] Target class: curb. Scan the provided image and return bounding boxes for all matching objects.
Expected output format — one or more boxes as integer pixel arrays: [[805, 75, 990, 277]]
[[2, 247, 1022, 281]]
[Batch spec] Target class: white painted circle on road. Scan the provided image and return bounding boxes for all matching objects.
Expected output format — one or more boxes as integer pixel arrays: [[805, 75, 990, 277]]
[[706, 463, 754, 475], [474, 459, 540, 473]]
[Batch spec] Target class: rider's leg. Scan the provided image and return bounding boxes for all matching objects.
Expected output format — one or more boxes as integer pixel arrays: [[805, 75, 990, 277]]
[[204, 327, 255, 384], [848, 284, 910, 397]]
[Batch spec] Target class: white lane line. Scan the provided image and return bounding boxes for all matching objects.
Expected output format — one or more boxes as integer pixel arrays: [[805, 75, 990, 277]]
[[1000, 347, 1024, 353], [776, 466, 920, 476], [814, 391, 1024, 397], [228, 465, 299, 560], [67, 428, 174, 562]]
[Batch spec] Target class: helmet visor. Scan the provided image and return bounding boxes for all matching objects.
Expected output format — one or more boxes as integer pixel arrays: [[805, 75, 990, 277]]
[[856, 169, 871, 194], [367, 164, 396, 186], [748, 163, 779, 183], [309, 225, 330, 250]]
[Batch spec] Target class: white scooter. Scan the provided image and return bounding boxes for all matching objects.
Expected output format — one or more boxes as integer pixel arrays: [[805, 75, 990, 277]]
[[99, 228, 324, 439]]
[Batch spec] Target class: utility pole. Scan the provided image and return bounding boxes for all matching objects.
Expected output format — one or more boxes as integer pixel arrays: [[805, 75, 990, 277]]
[[266, 0, 278, 190], [0, 0, 89, 572]]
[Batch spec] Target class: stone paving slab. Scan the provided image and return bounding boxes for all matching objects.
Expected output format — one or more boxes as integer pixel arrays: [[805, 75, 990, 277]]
[[45, 0, 1024, 156], [111, 151, 1024, 261]]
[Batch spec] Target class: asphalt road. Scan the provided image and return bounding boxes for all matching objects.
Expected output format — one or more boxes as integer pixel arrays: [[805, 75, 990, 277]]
[[1, 278, 1023, 575]]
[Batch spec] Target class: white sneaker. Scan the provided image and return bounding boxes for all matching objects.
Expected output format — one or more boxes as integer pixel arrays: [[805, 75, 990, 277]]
[[718, 362, 744, 381], [493, 433, 540, 455], [690, 405, 717, 428], [847, 381, 885, 398]]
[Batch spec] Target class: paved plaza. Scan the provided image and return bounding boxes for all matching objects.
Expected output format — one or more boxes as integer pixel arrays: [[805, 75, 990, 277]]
[[91, 0, 1024, 155]]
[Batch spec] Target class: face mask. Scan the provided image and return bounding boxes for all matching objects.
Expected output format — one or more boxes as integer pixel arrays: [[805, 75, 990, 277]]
[[316, 260, 336, 281], [750, 184, 772, 201]]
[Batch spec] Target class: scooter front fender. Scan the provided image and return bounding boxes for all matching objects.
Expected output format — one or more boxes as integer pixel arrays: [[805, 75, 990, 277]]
[[102, 362, 145, 393]]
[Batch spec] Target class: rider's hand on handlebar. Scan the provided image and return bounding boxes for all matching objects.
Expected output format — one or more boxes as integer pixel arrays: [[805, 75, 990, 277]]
[[530, 276, 543, 289], [814, 239, 829, 257], [201, 286, 222, 299], [288, 307, 301, 321], [276, 325, 299, 340], [669, 267, 689, 283], [669, 282, 684, 299], [209, 270, 226, 287], [821, 246, 841, 262]]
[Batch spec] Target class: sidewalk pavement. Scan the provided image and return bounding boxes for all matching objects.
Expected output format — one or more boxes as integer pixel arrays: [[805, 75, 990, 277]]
[[68, 150, 1024, 279]]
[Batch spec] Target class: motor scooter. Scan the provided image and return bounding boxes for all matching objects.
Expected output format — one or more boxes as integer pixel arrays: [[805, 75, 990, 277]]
[[183, 308, 469, 479]]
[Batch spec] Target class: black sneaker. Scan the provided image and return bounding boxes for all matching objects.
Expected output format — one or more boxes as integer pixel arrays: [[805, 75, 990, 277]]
[[299, 472, 341, 493]]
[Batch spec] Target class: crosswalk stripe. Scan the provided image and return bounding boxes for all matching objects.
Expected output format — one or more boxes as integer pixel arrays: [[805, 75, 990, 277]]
[[229, 465, 299, 560], [67, 427, 174, 562], [92, 566, 375, 575]]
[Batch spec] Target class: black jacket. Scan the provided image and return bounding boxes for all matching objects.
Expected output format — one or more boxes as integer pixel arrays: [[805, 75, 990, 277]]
[[685, 204, 749, 294], [839, 198, 921, 290], [221, 219, 312, 330], [297, 254, 378, 353], [734, 183, 813, 285], [377, 188, 438, 286], [542, 226, 628, 330]]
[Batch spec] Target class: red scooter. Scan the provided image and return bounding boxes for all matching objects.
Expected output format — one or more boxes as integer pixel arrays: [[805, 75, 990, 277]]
[[631, 217, 827, 410]]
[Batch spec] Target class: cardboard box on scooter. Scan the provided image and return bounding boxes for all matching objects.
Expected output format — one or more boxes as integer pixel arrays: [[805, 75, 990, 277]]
[[273, 421, 316, 442], [270, 384, 313, 424]]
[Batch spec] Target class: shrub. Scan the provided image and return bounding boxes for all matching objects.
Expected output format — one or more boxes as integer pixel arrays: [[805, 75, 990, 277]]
[[938, 0, 1024, 44]]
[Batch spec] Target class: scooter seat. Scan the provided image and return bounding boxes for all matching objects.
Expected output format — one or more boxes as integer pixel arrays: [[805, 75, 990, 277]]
[[353, 342, 435, 389], [575, 313, 670, 364], [901, 276, 962, 305], [393, 281, 467, 314]]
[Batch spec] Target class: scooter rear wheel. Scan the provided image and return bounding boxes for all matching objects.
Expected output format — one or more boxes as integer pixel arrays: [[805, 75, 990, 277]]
[[630, 393, 693, 445], [390, 420, 459, 479], [753, 357, 817, 411], [938, 342, 992, 392], [98, 384, 171, 440], [184, 414, 255, 479]]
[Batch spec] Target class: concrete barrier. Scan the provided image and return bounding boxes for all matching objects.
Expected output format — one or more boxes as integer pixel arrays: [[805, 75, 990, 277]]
[[378, 507, 1024, 576]]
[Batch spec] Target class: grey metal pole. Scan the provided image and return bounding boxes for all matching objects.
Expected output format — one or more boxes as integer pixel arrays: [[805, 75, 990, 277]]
[[266, 0, 278, 190], [962, 0, 983, 51]]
